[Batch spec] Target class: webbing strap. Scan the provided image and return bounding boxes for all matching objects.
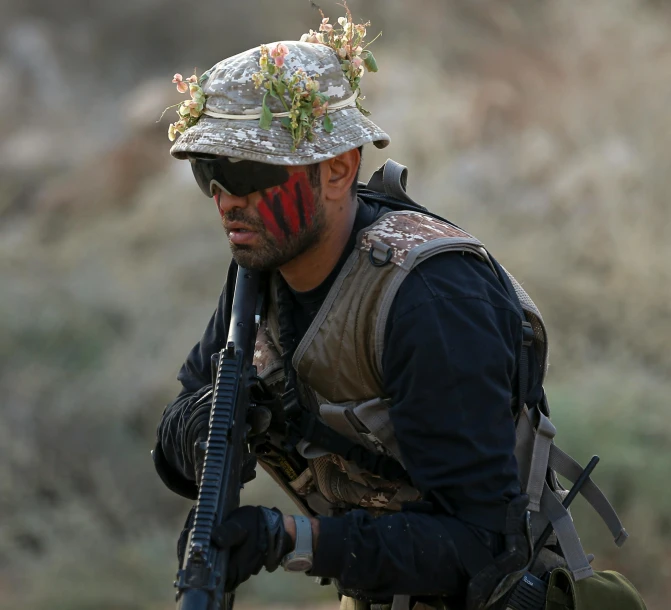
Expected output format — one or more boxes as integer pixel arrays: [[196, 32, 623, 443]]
[[390, 596, 411, 610], [514, 407, 535, 492], [353, 399, 405, 465], [526, 411, 557, 512], [319, 403, 362, 442], [548, 444, 628, 547], [294, 411, 407, 481], [540, 481, 594, 581]]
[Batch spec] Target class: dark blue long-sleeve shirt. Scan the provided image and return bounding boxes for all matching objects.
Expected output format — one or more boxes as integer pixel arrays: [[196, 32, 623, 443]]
[[154, 198, 541, 603]]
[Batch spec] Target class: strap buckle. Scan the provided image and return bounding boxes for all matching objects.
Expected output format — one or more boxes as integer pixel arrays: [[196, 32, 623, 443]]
[[368, 240, 393, 267]]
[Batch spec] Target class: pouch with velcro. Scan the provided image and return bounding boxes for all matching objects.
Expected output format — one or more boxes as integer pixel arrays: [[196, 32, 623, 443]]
[[544, 567, 647, 610]]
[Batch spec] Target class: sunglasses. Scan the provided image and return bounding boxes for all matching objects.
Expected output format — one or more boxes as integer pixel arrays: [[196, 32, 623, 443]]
[[188, 154, 290, 198]]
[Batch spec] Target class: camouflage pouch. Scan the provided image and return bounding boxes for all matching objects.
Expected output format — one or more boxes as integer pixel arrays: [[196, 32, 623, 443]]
[[544, 567, 647, 610]]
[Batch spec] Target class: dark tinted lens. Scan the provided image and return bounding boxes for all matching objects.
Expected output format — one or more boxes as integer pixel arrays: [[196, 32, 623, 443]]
[[189, 156, 289, 198], [190, 158, 218, 197]]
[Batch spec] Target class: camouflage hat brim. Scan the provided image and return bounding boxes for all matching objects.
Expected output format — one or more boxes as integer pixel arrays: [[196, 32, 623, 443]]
[[169, 107, 390, 165]]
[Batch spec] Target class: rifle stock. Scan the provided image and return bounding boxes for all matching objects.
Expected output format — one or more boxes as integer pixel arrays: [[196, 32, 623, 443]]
[[175, 267, 261, 610]]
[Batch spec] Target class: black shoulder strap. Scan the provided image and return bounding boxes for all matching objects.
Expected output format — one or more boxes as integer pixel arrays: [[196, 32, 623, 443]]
[[487, 255, 535, 418], [365, 158, 421, 206]]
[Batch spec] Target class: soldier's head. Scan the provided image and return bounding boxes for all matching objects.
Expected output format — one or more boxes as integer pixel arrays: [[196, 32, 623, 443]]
[[167, 34, 389, 272]]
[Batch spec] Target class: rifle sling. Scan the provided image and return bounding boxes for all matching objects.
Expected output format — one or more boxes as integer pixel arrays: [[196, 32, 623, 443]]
[[287, 410, 407, 481]]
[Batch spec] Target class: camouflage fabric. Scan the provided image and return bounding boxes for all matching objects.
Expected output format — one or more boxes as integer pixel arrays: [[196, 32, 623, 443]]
[[170, 41, 390, 164], [359, 212, 477, 267], [252, 321, 283, 382], [311, 454, 420, 514]]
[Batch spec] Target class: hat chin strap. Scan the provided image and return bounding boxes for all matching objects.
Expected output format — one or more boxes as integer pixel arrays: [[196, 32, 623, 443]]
[[202, 90, 359, 120]]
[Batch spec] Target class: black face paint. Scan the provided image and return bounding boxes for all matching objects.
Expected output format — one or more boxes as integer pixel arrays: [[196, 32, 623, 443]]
[[188, 154, 290, 198]]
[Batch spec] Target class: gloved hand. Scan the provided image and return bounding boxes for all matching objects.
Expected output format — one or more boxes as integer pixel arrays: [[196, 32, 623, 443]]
[[185, 383, 275, 485], [211, 505, 293, 591]]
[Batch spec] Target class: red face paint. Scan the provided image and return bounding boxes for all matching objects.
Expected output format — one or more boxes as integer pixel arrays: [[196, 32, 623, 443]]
[[257, 171, 316, 243]]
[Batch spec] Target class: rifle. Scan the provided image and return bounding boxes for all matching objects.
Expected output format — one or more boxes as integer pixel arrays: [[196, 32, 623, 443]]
[[175, 266, 261, 610]]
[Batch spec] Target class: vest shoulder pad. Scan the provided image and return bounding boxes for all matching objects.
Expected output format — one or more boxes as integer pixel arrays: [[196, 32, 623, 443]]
[[357, 211, 489, 270]]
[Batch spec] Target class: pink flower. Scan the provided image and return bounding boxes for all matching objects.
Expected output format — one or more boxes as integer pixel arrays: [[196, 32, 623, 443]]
[[186, 75, 198, 83], [352, 56, 364, 70], [271, 43, 289, 60], [172, 73, 188, 94], [320, 18, 333, 33], [274, 55, 285, 68]]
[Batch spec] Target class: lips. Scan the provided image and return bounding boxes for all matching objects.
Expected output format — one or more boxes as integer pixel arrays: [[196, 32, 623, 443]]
[[224, 222, 257, 233], [224, 221, 260, 246]]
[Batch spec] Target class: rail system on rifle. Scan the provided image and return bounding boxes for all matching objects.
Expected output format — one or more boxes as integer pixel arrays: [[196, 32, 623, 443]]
[[175, 267, 261, 610]]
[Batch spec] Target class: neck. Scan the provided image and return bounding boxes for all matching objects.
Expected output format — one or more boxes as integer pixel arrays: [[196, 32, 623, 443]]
[[279, 196, 357, 292]]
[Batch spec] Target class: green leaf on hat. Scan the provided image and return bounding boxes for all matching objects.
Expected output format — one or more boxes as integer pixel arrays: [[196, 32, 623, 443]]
[[323, 114, 334, 133], [259, 93, 273, 130], [361, 50, 378, 73]]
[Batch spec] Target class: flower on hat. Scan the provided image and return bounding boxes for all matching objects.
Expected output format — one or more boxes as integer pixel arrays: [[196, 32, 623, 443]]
[[300, 30, 320, 44], [162, 69, 209, 141], [300, 1, 380, 116], [270, 43, 289, 68], [172, 74, 189, 94], [246, 2, 382, 149], [251, 41, 334, 150], [271, 43, 289, 61], [320, 18, 333, 33], [312, 98, 328, 118]]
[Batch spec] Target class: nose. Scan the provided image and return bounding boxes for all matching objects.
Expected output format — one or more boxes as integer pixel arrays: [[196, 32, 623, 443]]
[[214, 188, 248, 218]]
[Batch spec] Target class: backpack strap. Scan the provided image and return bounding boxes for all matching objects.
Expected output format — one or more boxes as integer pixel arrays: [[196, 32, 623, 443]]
[[526, 409, 557, 513], [540, 481, 594, 581], [516, 407, 629, 549], [365, 159, 420, 206], [548, 445, 628, 547], [487, 256, 535, 417]]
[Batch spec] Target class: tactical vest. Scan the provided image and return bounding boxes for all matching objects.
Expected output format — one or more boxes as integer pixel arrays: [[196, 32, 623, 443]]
[[253, 160, 628, 586]]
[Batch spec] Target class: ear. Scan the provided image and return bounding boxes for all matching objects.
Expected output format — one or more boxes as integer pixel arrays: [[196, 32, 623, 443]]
[[322, 148, 361, 201]]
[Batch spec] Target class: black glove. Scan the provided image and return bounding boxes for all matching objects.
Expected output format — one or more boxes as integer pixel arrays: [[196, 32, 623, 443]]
[[211, 506, 293, 591], [184, 384, 274, 485]]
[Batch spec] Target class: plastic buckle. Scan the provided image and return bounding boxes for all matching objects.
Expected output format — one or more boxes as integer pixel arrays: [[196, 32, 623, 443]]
[[369, 240, 393, 267]]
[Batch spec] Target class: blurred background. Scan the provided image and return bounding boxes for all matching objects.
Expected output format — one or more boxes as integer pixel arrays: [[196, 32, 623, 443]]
[[1, 0, 670, 608]]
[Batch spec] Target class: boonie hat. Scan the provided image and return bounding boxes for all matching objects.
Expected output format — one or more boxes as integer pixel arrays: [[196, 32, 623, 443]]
[[168, 31, 390, 165]]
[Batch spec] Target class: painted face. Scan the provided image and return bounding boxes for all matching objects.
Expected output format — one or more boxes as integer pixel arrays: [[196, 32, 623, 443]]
[[257, 171, 317, 243], [219, 167, 326, 271]]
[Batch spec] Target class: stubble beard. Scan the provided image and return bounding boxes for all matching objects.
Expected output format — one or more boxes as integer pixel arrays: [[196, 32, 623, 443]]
[[224, 196, 327, 272]]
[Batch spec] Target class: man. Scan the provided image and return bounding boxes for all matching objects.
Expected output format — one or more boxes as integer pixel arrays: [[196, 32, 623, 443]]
[[154, 34, 544, 610]]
